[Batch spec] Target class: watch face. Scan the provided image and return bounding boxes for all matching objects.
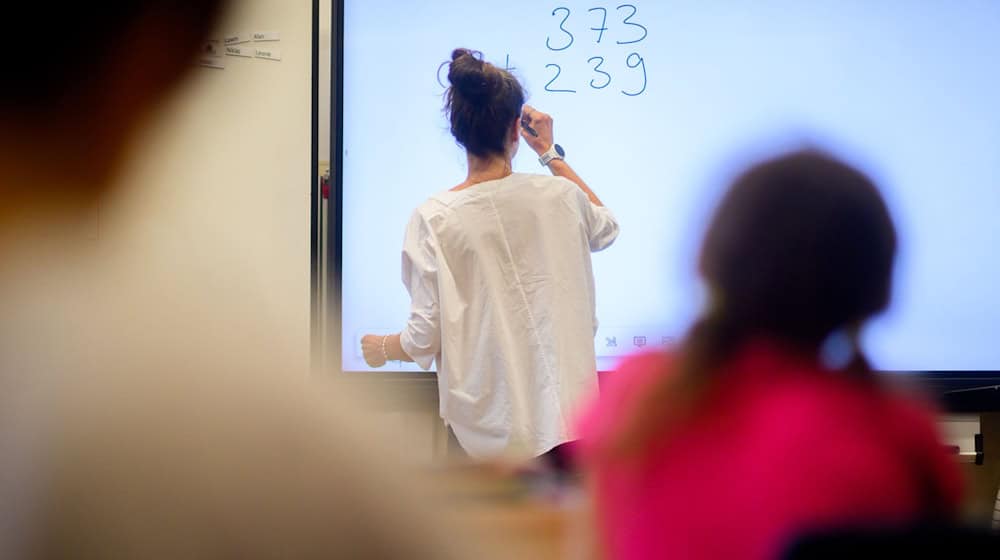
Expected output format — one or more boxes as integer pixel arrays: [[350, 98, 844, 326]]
[[554, 144, 565, 157]]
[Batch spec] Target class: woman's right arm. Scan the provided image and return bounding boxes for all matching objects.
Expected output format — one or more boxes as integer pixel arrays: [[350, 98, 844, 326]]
[[520, 105, 606, 207], [547, 159, 605, 207], [520, 105, 618, 251]]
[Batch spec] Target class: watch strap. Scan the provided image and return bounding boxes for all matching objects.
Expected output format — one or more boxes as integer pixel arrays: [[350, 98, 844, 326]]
[[539, 144, 565, 167]]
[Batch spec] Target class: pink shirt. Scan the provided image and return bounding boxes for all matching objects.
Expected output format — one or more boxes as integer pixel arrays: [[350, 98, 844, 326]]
[[575, 342, 962, 560]]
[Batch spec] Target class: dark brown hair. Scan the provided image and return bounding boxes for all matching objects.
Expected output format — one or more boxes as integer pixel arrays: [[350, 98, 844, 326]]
[[614, 150, 898, 454], [445, 48, 525, 158]]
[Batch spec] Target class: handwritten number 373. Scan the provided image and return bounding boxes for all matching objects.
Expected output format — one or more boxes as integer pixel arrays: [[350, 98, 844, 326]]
[[547, 5, 648, 49]]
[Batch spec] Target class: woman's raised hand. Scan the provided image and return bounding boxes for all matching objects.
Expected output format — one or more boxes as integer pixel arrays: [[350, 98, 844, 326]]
[[520, 105, 555, 155]]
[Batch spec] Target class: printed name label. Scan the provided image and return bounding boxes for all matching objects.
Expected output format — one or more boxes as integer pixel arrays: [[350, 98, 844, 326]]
[[224, 33, 250, 45], [254, 48, 282, 61], [253, 31, 281, 42], [225, 46, 253, 57]]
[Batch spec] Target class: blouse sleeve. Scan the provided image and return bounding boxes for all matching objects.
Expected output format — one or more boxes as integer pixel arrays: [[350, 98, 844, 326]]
[[398, 211, 441, 371], [573, 187, 620, 252]]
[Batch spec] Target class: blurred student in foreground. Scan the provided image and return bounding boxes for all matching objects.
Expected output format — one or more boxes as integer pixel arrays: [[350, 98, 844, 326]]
[[574, 151, 963, 560], [0, 3, 474, 559]]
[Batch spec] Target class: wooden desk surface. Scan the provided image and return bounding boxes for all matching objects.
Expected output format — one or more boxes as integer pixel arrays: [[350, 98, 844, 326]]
[[430, 464, 580, 560]]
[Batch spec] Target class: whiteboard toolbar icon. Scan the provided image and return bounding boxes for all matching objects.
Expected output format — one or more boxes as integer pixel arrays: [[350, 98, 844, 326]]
[[633, 336, 647, 348]]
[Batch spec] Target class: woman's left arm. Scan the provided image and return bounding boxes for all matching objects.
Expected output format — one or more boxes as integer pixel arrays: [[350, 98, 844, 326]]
[[361, 211, 441, 369]]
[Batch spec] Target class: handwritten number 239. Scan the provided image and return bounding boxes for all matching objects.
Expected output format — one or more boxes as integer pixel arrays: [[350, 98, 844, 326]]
[[545, 53, 646, 96]]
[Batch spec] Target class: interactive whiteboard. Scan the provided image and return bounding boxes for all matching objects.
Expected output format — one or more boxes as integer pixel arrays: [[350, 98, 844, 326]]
[[339, 1, 1000, 372]]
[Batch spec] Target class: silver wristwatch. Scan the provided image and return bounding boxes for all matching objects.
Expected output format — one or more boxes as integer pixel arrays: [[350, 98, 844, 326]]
[[539, 144, 566, 167]]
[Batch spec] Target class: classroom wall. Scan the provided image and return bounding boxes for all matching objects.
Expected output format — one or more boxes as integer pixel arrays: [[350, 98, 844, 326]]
[[104, 0, 315, 375]]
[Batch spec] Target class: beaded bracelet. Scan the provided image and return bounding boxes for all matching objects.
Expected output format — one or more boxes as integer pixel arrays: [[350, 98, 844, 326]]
[[381, 335, 390, 364]]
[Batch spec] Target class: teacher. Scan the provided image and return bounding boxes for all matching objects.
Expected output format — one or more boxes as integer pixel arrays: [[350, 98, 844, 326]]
[[361, 48, 619, 459]]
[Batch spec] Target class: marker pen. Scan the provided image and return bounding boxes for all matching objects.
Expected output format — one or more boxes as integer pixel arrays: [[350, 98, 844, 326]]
[[521, 115, 538, 137]]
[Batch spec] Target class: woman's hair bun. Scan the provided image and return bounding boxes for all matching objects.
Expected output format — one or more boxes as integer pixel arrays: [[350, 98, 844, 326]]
[[448, 48, 498, 101], [443, 47, 526, 158]]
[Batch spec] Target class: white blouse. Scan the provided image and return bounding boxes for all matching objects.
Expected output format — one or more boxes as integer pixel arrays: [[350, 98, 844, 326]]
[[398, 173, 619, 458]]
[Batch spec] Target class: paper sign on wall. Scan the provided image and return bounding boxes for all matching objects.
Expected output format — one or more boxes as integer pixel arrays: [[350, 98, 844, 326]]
[[201, 40, 222, 57], [253, 31, 281, 42], [225, 45, 254, 58], [224, 33, 251, 45], [254, 48, 282, 61]]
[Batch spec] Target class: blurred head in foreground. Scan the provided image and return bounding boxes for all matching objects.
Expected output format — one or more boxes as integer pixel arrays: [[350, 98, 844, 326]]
[[618, 150, 900, 450], [0, 2, 226, 220], [0, 4, 477, 559], [696, 149, 896, 369], [573, 150, 960, 560], [4, 366, 470, 559]]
